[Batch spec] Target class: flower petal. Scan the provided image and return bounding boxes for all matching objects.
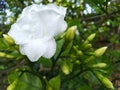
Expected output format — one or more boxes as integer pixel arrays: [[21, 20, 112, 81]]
[[19, 38, 56, 62], [38, 7, 67, 36], [8, 4, 67, 44], [8, 23, 31, 44], [43, 38, 56, 58], [19, 39, 48, 62]]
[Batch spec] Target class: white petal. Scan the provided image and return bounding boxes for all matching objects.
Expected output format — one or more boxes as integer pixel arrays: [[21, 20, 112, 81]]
[[8, 24, 30, 44], [8, 5, 45, 44], [8, 4, 67, 44], [43, 38, 56, 58], [19, 39, 48, 62], [18, 4, 40, 21], [19, 38, 56, 62], [38, 7, 67, 36]]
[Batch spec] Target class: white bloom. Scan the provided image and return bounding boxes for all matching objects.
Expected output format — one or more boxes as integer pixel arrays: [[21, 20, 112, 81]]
[[8, 4, 67, 62]]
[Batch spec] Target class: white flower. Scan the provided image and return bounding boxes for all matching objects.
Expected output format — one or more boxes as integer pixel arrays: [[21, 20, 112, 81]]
[[8, 4, 67, 62]]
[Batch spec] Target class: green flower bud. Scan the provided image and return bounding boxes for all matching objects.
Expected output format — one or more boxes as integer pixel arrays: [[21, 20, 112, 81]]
[[92, 63, 107, 68], [0, 52, 6, 57], [46, 85, 53, 90], [62, 63, 70, 75], [70, 54, 76, 58], [82, 40, 89, 48], [84, 44, 92, 49], [65, 26, 77, 42], [83, 40, 89, 45], [75, 60, 81, 65], [6, 55, 15, 59], [77, 50, 83, 56], [102, 78, 114, 89], [73, 45, 79, 51], [73, 46, 83, 57], [94, 46, 107, 57], [98, 69, 107, 74], [87, 33, 96, 41], [93, 71, 114, 89], [85, 56, 95, 63], [62, 61, 72, 75], [3, 34, 15, 45]]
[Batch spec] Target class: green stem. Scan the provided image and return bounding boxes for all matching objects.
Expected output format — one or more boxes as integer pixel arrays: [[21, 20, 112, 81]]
[[51, 49, 63, 76], [26, 58, 46, 90], [51, 39, 67, 76], [61, 69, 89, 84]]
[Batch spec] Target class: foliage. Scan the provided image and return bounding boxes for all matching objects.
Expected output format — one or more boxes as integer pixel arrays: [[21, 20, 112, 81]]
[[0, 0, 120, 90]]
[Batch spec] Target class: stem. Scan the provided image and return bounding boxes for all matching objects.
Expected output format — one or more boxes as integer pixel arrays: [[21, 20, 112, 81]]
[[26, 58, 46, 90], [51, 49, 63, 76], [61, 69, 89, 84], [51, 39, 67, 76]]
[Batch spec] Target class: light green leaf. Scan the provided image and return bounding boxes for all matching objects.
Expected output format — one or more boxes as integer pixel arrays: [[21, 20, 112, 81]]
[[7, 72, 42, 90], [54, 39, 65, 59], [48, 75, 61, 90]]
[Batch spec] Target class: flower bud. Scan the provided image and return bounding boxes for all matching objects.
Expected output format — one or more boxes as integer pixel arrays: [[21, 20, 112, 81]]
[[75, 60, 81, 65], [77, 50, 83, 56], [94, 46, 107, 57], [92, 63, 107, 68], [85, 56, 95, 63], [62, 63, 70, 75], [102, 77, 114, 90], [82, 40, 89, 47], [46, 85, 53, 90], [73, 46, 83, 57], [98, 69, 107, 74], [93, 71, 114, 89], [86, 33, 96, 41], [70, 54, 76, 58], [3, 34, 14, 45], [6, 55, 15, 59], [73, 45, 79, 51], [0, 52, 6, 57], [84, 44, 92, 49], [65, 26, 77, 42], [62, 61, 72, 75]]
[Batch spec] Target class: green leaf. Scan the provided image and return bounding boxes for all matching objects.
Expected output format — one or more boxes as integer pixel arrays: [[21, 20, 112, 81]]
[[77, 85, 92, 90], [39, 57, 52, 67], [8, 69, 20, 84], [48, 75, 61, 90], [54, 39, 65, 59], [7, 72, 43, 90], [61, 41, 73, 56]]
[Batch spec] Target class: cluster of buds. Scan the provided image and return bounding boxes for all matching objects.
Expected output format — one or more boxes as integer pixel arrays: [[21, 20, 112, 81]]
[[1, 34, 22, 60], [82, 33, 95, 49], [62, 33, 113, 89]]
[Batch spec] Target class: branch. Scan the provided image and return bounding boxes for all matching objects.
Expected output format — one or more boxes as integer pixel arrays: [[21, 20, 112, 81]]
[[0, 60, 25, 74], [82, 10, 120, 21]]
